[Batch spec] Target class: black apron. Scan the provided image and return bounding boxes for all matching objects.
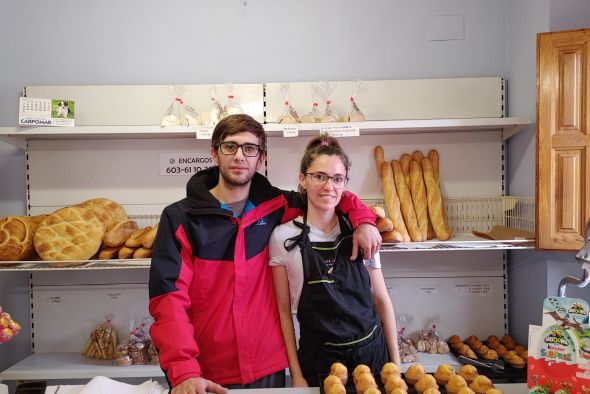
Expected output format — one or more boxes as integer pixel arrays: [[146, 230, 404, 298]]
[[284, 214, 388, 387]]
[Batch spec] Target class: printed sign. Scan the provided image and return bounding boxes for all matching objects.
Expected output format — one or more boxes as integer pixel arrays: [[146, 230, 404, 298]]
[[282, 125, 300, 138], [418, 286, 439, 295], [454, 283, 491, 296], [319, 123, 360, 137], [19, 97, 75, 127], [196, 127, 214, 139], [160, 152, 213, 176]]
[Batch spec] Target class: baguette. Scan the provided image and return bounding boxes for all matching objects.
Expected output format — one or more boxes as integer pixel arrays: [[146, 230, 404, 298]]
[[409, 160, 429, 241], [392, 160, 423, 241], [412, 150, 424, 163], [428, 149, 440, 183], [125, 226, 152, 248], [118, 246, 136, 259], [368, 205, 386, 219], [103, 219, 138, 248], [374, 146, 385, 179], [400, 154, 412, 187], [141, 223, 159, 249], [421, 158, 451, 241], [380, 163, 410, 242], [133, 247, 152, 259], [376, 217, 394, 233]]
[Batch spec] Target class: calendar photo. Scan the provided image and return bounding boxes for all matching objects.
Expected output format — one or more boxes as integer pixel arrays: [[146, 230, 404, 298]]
[[19, 97, 75, 127]]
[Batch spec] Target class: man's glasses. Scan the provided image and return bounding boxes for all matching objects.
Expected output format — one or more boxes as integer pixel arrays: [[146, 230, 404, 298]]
[[217, 142, 261, 157], [305, 172, 348, 188]]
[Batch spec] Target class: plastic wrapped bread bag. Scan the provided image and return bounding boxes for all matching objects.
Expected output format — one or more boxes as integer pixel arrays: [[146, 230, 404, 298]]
[[160, 85, 198, 127], [416, 314, 448, 354], [82, 314, 118, 360], [278, 83, 300, 124], [397, 313, 418, 363], [221, 82, 243, 120], [301, 84, 322, 123], [344, 80, 367, 122], [200, 85, 224, 126], [0, 305, 21, 344], [319, 81, 340, 123]]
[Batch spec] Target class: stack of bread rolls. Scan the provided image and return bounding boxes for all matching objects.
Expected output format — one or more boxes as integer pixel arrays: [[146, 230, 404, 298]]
[[0, 198, 158, 265], [374, 147, 451, 242]]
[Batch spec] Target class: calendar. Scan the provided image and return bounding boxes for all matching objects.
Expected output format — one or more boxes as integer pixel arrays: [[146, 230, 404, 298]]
[[19, 97, 75, 127]]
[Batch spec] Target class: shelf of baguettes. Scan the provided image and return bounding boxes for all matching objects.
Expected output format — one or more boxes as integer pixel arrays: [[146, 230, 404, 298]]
[[0, 352, 164, 380], [0, 117, 530, 149]]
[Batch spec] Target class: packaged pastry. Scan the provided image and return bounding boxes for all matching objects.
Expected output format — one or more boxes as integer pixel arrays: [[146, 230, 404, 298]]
[[160, 85, 198, 127], [416, 315, 449, 354], [0, 306, 21, 344], [220, 82, 243, 120], [277, 83, 300, 124], [82, 315, 118, 360], [114, 316, 155, 365], [301, 84, 322, 123], [344, 80, 367, 122], [319, 81, 340, 122], [397, 314, 418, 363], [200, 85, 223, 126]]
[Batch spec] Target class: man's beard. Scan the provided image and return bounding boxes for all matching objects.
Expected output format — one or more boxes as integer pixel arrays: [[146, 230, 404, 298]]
[[220, 169, 253, 187]]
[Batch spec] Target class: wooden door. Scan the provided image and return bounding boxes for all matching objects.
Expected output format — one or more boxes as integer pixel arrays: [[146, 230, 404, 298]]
[[537, 28, 590, 250]]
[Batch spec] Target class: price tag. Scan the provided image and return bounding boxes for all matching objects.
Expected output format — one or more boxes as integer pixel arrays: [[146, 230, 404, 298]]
[[319, 123, 360, 137], [106, 292, 122, 301], [47, 296, 63, 304], [454, 283, 491, 297], [196, 127, 214, 139], [160, 152, 214, 176], [417, 286, 438, 295], [282, 125, 300, 138]]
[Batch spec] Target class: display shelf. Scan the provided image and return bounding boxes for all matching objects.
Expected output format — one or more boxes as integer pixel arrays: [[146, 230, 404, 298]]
[[0, 353, 164, 380], [0, 259, 150, 272], [381, 233, 534, 252], [0, 117, 530, 149]]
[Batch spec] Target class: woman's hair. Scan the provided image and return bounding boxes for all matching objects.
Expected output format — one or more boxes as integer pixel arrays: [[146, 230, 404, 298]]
[[298, 134, 351, 198]]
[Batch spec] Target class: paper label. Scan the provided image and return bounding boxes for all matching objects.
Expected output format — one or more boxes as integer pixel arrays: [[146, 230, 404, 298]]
[[196, 127, 214, 139], [19, 97, 75, 127], [282, 125, 300, 137], [160, 152, 213, 176], [418, 286, 438, 295], [319, 123, 360, 137], [454, 283, 491, 296]]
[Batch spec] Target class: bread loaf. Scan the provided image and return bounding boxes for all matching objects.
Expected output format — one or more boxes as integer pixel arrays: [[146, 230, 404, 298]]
[[409, 160, 429, 241], [98, 246, 120, 260], [374, 146, 385, 179], [125, 226, 152, 248], [380, 163, 410, 242], [78, 198, 128, 232], [133, 247, 152, 259], [381, 230, 403, 243], [392, 160, 423, 242], [0, 216, 39, 261], [421, 158, 451, 241], [428, 149, 440, 183], [376, 217, 394, 233], [412, 150, 424, 163], [400, 154, 412, 187], [141, 223, 159, 249], [118, 246, 136, 259], [368, 205, 386, 219], [103, 220, 139, 248], [33, 207, 105, 263]]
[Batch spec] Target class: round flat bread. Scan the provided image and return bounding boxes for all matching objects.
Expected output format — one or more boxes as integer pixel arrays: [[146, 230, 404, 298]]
[[77, 198, 128, 231], [0, 216, 38, 261], [33, 207, 105, 265]]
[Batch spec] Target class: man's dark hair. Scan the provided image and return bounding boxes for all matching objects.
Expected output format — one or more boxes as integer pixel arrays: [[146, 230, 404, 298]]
[[211, 114, 267, 155]]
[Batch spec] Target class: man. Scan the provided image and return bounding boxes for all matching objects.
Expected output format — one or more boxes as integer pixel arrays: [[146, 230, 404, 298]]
[[149, 114, 380, 394]]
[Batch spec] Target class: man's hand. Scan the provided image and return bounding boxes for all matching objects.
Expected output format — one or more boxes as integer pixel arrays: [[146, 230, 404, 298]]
[[172, 377, 227, 394], [351, 223, 381, 260]]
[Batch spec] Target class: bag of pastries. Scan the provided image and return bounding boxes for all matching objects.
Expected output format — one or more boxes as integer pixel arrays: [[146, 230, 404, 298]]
[[82, 315, 118, 360]]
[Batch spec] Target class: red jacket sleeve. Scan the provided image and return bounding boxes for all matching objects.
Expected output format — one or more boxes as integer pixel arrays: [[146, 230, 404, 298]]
[[149, 209, 201, 387], [337, 191, 377, 228]]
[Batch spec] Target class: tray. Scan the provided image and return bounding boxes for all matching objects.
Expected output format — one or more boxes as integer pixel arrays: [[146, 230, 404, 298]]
[[448, 348, 526, 383]]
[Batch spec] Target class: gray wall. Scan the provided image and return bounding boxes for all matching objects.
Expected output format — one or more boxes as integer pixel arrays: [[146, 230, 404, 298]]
[[0, 0, 589, 374]]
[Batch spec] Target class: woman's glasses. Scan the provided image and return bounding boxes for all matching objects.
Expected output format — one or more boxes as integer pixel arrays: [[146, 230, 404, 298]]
[[305, 172, 348, 188]]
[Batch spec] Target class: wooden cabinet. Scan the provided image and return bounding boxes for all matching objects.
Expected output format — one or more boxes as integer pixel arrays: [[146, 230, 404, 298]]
[[537, 28, 590, 250]]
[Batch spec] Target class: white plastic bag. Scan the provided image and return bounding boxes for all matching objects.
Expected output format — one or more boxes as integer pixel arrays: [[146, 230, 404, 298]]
[[277, 83, 300, 124]]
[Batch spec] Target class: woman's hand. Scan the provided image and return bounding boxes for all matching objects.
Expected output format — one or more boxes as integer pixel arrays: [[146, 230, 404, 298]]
[[172, 377, 227, 394], [291, 374, 309, 387]]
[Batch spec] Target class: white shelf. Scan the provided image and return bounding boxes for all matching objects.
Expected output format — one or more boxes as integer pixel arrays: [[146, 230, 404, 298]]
[[0, 353, 164, 380], [0, 259, 150, 272], [381, 233, 534, 252], [0, 117, 530, 149]]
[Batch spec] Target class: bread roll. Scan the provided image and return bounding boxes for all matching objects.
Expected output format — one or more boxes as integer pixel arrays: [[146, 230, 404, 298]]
[[421, 158, 451, 241], [376, 217, 394, 233], [77, 198, 128, 232], [141, 223, 159, 249], [374, 146, 385, 179], [368, 205, 386, 219], [0, 216, 39, 261], [381, 230, 403, 243], [380, 163, 410, 242], [412, 150, 424, 163], [103, 220, 139, 248], [409, 160, 429, 241], [118, 246, 136, 259], [133, 247, 152, 259], [392, 160, 423, 241], [33, 207, 105, 263], [428, 149, 440, 183], [400, 154, 412, 187], [98, 246, 120, 260], [125, 226, 152, 248]]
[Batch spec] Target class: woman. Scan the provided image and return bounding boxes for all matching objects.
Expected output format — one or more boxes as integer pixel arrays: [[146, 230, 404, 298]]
[[269, 135, 400, 387]]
